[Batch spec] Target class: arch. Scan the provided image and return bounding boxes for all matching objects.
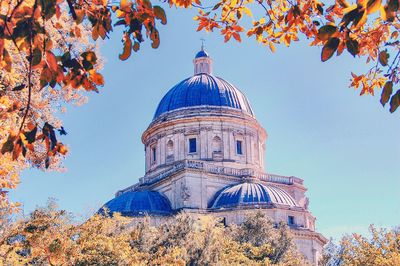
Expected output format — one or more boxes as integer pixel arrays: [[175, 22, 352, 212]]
[[212, 136, 222, 152], [167, 140, 174, 155]]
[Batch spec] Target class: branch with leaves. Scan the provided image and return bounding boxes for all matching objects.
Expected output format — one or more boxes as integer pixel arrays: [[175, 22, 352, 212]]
[[1, 0, 399, 212]]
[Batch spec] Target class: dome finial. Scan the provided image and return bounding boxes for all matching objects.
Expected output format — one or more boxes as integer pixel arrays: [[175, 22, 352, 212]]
[[200, 38, 205, 51], [193, 43, 212, 75]]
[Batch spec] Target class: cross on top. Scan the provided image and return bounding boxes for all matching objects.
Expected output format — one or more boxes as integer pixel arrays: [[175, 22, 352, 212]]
[[200, 38, 206, 50]]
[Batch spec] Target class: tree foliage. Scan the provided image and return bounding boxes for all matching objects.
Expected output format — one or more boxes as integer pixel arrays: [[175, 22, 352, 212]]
[[0, 205, 309, 265], [1, 0, 398, 210], [321, 225, 400, 266]]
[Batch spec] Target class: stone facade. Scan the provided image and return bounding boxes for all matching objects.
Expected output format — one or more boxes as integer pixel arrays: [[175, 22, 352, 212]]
[[105, 48, 327, 265]]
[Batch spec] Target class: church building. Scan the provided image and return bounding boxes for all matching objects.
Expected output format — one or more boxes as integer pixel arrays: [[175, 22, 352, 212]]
[[101, 47, 327, 265]]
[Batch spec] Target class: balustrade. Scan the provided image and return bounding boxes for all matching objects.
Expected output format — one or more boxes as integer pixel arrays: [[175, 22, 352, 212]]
[[137, 159, 301, 187]]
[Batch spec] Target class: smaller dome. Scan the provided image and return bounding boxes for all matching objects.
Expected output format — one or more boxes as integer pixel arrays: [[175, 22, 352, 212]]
[[195, 50, 209, 58], [210, 182, 299, 209], [100, 190, 172, 217]]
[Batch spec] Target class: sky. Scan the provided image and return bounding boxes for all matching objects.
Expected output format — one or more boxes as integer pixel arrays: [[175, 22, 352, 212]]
[[10, 7, 400, 240]]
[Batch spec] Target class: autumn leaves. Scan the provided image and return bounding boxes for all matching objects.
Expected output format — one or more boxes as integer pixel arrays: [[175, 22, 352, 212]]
[[116, 0, 167, 60]]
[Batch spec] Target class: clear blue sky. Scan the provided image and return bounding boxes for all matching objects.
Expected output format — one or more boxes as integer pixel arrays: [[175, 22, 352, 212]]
[[11, 7, 400, 240]]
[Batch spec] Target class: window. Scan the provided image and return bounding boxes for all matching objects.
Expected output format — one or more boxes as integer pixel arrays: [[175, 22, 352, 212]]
[[236, 140, 243, 155], [212, 136, 222, 152], [167, 140, 174, 155], [152, 146, 157, 163], [189, 138, 197, 153], [288, 216, 295, 225]]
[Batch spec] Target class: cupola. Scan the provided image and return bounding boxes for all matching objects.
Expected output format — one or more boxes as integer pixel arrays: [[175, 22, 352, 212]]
[[193, 45, 213, 75]]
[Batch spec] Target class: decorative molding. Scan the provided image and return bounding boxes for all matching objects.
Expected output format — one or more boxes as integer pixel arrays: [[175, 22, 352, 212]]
[[180, 181, 191, 201]]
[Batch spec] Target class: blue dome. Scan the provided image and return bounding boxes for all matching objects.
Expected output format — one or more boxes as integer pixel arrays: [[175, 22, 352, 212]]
[[154, 74, 254, 119], [210, 182, 299, 209], [195, 50, 209, 58], [100, 190, 172, 217]]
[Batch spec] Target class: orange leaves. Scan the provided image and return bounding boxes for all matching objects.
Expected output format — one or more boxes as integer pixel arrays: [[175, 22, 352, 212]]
[[89, 70, 105, 86], [119, 34, 132, 61], [111, 0, 167, 60], [46, 51, 58, 73], [321, 37, 340, 61], [221, 25, 244, 42], [153, 6, 167, 25], [350, 72, 386, 96], [196, 17, 221, 32], [318, 25, 337, 41], [168, 0, 197, 8], [366, 0, 381, 14]]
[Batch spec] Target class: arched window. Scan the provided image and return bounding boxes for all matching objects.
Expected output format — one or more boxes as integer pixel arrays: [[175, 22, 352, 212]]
[[167, 140, 174, 155], [212, 136, 222, 152]]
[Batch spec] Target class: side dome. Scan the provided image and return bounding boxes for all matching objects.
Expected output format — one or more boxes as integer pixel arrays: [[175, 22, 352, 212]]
[[209, 182, 299, 209], [100, 190, 172, 216], [153, 74, 254, 120]]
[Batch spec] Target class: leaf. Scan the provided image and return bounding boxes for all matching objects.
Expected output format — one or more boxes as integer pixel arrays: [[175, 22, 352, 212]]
[[24, 126, 37, 144], [389, 90, 400, 113], [81, 51, 97, 64], [12, 84, 26, 91], [120, 0, 132, 10], [12, 138, 23, 160], [32, 48, 42, 66], [45, 156, 50, 169], [318, 25, 337, 41], [132, 41, 140, 52], [367, 0, 381, 14], [317, 3, 324, 14], [119, 34, 132, 60], [43, 122, 57, 150], [61, 52, 71, 64], [380, 81, 393, 106], [56, 143, 68, 155], [58, 126, 67, 135], [1, 134, 15, 154], [378, 50, 389, 66], [388, 0, 399, 11], [232, 32, 241, 42], [90, 71, 104, 86], [150, 29, 160, 49], [321, 37, 340, 62], [346, 38, 359, 56], [46, 51, 58, 72], [269, 42, 276, 53], [153, 6, 167, 25], [2, 49, 12, 72]]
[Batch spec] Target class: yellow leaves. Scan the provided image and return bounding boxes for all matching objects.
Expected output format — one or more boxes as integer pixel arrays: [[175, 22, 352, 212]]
[[366, 0, 381, 14], [269, 42, 276, 52], [169, 0, 194, 8], [350, 71, 386, 96], [243, 7, 252, 17], [120, 0, 132, 10], [56, 143, 68, 155]]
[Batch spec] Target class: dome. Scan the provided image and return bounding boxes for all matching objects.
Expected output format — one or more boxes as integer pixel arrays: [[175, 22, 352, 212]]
[[195, 50, 209, 58], [209, 182, 299, 209], [100, 190, 172, 217], [153, 73, 254, 119]]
